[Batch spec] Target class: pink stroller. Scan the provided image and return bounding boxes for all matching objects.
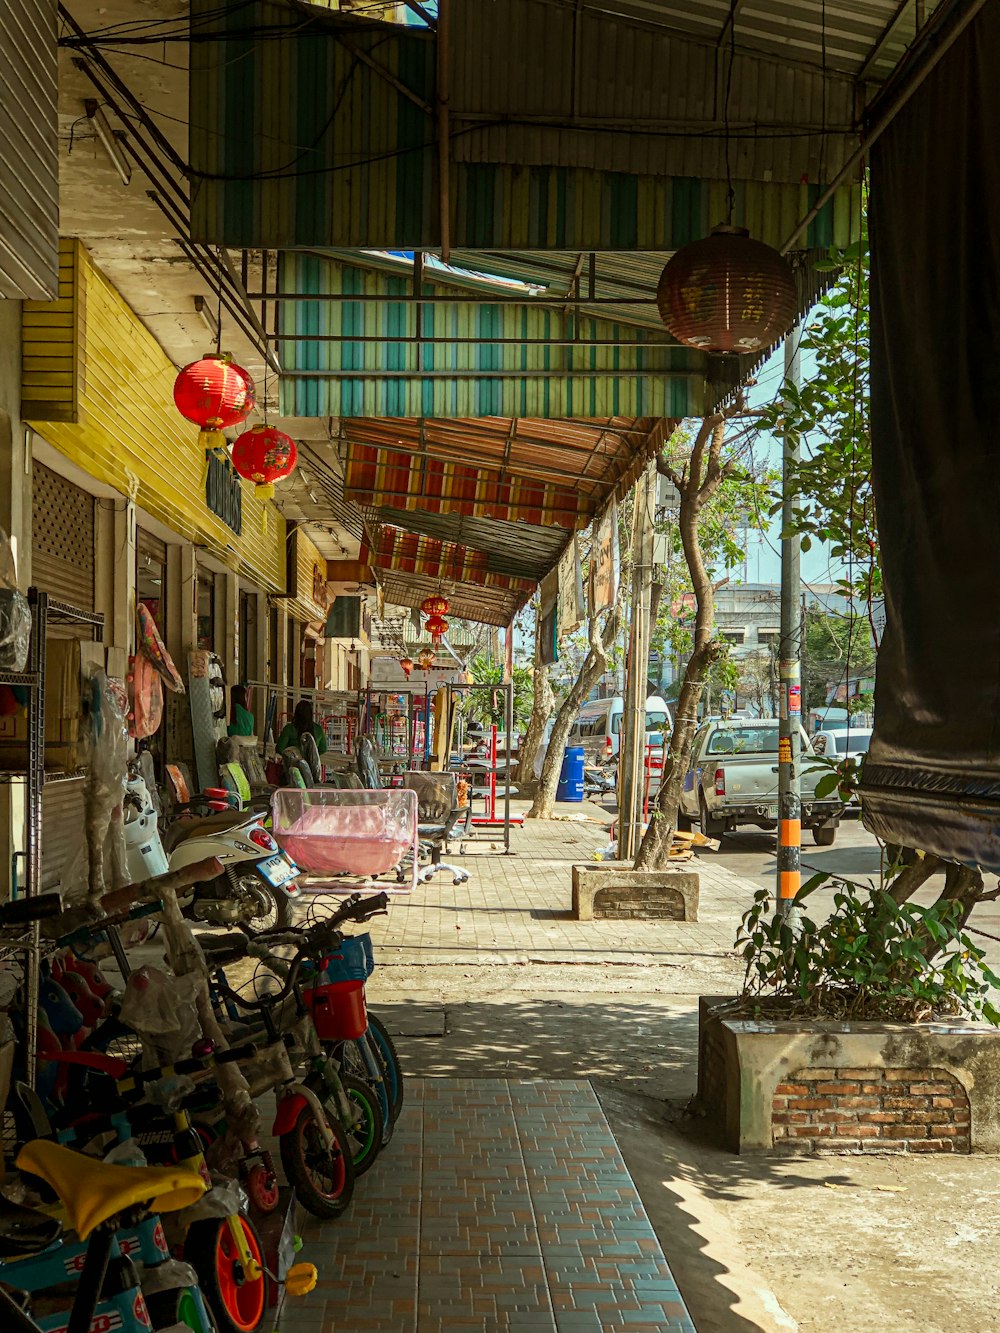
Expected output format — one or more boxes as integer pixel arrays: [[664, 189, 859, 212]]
[[271, 787, 419, 895]]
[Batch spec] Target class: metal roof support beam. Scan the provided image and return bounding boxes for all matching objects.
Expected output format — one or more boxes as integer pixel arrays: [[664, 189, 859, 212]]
[[251, 291, 660, 306], [274, 333, 680, 347], [856, 0, 919, 83], [781, 0, 990, 253], [285, 367, 689, 379]]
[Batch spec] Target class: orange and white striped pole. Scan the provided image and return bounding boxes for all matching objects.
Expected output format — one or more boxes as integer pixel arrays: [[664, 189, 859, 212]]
[[777, 322, 803, 926]]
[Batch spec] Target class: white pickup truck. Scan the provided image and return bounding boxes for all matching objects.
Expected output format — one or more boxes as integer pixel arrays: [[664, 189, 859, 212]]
[[678, 718, 842, 845]]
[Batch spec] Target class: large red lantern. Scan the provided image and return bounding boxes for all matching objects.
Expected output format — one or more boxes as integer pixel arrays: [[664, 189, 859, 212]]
[[420, 595, 449, 618], [174, 354, 255, 430], [231, 424, 298, 499], [656, 225, 797, 354], [425, 614, 449, 646]]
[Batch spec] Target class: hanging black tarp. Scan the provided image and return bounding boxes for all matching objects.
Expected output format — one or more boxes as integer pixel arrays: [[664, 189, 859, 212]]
[[861, 3, 1000, 868]]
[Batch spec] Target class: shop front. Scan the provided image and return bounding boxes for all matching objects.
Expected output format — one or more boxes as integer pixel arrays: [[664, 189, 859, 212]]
[[17, 239, 287, 888]]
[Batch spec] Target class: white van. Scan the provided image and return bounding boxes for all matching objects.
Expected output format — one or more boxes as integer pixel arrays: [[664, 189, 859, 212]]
[[569, 695, 672, 766]]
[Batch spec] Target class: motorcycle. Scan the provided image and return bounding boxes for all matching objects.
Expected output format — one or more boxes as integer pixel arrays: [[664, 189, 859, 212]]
[[123, 771, 299, 928]]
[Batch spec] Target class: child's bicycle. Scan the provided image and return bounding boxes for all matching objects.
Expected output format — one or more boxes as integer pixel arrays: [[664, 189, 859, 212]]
[[0, 1139, 206, 1333]]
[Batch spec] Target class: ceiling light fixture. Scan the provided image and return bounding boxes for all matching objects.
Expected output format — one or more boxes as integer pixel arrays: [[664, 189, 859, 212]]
[[84, 99, 132, 186]]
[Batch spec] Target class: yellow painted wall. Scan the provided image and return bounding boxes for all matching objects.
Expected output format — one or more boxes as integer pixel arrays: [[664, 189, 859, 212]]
[[285, 526, 329, 624], [22, 239, 286, 592]]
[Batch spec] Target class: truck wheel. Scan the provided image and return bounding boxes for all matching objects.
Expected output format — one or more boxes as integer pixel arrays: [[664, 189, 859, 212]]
[[699, 795, 726, 840], [812, 824, 837, 847]]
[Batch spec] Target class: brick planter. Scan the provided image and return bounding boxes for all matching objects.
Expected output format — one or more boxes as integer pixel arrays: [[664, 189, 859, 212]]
[[571, 862, 699, 922], [697, 997, 1000, 1154]]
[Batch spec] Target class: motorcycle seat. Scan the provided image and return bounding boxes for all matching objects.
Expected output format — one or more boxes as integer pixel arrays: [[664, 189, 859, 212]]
[[161, 811, 250, 853], [0, 1197, 62, 1258], [16, 1141, 205, 1240]]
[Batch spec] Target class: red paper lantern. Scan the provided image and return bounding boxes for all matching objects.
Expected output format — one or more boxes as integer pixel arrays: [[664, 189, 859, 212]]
[[231, 424, 298, 498], [425, 614, 449, 645], [656, 225, 797, 354], [421, 595, 449, 618], [174, 354, 255, 429], [399, 656, 415, 679]]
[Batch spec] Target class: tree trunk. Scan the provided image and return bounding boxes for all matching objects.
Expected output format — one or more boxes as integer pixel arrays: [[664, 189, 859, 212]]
[[527, 616, 610, 820], [632, 417, 727, 871], [514, 613, 555, 790]]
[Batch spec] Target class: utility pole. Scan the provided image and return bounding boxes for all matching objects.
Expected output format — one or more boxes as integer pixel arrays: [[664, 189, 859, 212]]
[[618, 459, 657, 862], [777, 323, 803, 925]]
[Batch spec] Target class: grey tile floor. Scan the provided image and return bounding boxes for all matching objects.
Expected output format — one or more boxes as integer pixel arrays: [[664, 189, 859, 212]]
[[284, 1079, 696, 1333]]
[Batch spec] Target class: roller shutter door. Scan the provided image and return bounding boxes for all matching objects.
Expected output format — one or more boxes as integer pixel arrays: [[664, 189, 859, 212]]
[[31, 462, 95, 888], [31, 462, 95, 616]]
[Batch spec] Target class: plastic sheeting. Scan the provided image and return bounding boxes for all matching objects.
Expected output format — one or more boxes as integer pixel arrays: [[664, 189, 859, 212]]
[[861, 3, 1000, 868]]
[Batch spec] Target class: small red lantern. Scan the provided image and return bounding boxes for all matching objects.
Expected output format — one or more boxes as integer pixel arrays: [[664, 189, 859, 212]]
[[399, 656, 415, 679], [231, 424, 298, 499], [174, 354, 255, 429], [656, 225, 797, 354], [425, 614, 449, 646], [418, 648, 435, 671], [421, 595, 449, 618]]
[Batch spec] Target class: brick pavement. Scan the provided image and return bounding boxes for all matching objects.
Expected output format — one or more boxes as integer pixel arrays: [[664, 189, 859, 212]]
[[286, 1078, 696, 1333], [339, 802, 751, 968]]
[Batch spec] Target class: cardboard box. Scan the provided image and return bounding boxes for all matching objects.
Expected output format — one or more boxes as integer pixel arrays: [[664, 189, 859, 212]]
[[0, 639, 104, 772]]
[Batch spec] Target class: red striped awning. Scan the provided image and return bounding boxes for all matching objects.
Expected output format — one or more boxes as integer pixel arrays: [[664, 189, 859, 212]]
[[345, 445, 589, 529]]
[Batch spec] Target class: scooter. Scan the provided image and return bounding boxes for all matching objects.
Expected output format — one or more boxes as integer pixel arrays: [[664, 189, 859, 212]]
[[124, 772, 299, 928]]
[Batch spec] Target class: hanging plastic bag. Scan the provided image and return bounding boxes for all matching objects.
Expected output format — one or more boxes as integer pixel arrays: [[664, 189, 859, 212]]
[[0, 528, 29, 672], [128, 649, 164, 739]]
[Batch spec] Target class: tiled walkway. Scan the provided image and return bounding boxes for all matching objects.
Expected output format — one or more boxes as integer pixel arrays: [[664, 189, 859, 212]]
[[293, 1079, 696, 1333]]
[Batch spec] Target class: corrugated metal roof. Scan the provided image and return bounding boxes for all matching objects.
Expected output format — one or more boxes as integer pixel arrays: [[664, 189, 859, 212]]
[[338, 415, 667, 525], [377, 569, 531, 628], [277, 252, 706, 417], [569, 0, 942, 79], [0, 0, 59, 299], [450, 0, 861, 184], [190, 0, 867, 252], [371, 506, 568, 583]]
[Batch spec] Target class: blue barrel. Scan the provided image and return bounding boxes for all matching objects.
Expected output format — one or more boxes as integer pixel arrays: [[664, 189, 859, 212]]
[[556, 746, 586, 802]]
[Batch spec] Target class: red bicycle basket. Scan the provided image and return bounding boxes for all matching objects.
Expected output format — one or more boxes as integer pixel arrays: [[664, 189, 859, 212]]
[[305, 979, 367, 1040]]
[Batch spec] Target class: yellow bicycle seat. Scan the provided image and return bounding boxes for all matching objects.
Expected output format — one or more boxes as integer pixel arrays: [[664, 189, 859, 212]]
[[16, 1141, 205, 1240]]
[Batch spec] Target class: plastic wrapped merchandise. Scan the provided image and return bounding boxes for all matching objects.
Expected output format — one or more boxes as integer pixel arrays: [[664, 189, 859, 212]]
[[80, 668, 129, 905], [118, 966, 203, 1064], [0, 528, 29, 672]]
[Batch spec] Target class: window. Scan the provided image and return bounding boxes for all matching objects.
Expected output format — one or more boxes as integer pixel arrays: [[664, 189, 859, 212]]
[[645, 711, 670, 732], [196, 572, 215, 652], [706, 727, 780, 755], [136, 530, 167, 631], [722, 630, 745, 645]]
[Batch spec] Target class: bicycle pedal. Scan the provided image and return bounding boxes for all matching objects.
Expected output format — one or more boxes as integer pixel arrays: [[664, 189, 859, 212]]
[[285, 1261, 318, 1296]]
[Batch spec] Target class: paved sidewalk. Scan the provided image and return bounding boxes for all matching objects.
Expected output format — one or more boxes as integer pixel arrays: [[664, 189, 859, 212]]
[[349, 803, 751, 969], [292, 1079, 696, 1333]]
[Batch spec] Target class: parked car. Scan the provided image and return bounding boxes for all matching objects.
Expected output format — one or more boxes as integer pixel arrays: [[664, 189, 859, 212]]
[[568, 695, 672, 766], [679, 718, 843, 844], [810, 727, 872, 817]]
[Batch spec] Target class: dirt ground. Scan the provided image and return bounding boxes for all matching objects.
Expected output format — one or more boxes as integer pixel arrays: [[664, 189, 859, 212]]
[[369, 962, 1000, 1333]]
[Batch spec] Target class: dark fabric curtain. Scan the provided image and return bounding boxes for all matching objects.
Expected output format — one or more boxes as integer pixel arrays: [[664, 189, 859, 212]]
[[862, 3, 1000, 867]]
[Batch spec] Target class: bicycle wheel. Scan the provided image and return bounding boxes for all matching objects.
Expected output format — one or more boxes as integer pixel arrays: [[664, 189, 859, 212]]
[[278, 1103, 355, 1220], [186, 1214, 266, 1333], [145, 1282, 217, 1333], [367, 1012, 404, 1121], [339, 1074, 384, 1176], [340, 1037, 393, 1146]]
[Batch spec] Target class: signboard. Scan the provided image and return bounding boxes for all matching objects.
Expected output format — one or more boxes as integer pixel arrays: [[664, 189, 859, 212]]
[[205, 451, 242, 535], [590, 501, 618, 613], [557, 536, 586, 640]]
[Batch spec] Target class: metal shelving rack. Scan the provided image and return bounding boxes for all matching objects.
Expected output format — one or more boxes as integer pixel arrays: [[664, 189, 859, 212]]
[[0, 589, 104, 1087]]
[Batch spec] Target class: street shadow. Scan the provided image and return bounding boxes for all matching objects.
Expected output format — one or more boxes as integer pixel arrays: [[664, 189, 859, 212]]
[[373, 996, 847, 1333]]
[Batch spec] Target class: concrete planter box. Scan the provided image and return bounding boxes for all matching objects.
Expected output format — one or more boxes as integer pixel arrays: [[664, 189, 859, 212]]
[[697, 996, 1000, 1155], [571, 861, 699, 922]]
